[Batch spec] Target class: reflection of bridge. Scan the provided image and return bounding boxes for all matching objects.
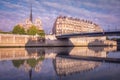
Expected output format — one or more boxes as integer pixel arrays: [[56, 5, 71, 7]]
[[56, 31, 120, 39]]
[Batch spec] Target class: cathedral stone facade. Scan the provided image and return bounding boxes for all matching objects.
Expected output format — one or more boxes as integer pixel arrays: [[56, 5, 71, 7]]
[[18, 3, 43, 32], [18, 18, 43, 32]]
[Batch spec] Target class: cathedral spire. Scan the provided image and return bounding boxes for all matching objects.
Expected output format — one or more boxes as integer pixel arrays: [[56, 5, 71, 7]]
[[30, 1, 33, 22]]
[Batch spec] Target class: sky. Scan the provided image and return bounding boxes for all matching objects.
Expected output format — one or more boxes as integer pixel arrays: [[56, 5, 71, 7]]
[[0, 0, 120, 33]]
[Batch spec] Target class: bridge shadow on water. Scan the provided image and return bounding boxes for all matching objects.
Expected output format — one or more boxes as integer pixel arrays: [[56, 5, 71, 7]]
[[117, 39, 120, 51], [25, 37, 45, 47]]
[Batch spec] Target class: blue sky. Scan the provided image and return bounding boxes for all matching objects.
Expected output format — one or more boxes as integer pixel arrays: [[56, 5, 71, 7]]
[[0, 0, 120, 33]]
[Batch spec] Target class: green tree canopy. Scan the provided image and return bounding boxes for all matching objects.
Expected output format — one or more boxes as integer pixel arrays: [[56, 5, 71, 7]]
[[27, 56, 44, 68], [12, 25, 25, 34], [27, 25, 45, 37], [12, 60, 25, 68], [0, 30, 12, 34], [37, 30, 45, 37], [27, 25, 38, 35]]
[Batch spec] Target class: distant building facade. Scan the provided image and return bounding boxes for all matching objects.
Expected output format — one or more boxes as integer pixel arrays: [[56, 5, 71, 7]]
[[18, 18, 43, 32], [34, 18, 42, 30], [53, 16, 103, 35]]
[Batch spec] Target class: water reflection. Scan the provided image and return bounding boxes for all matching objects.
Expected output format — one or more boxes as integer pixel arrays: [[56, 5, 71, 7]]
[[0, 46, 119, 80], [54, 46, 118, 77], [54, 57, 101, 76], [0, 48, 45, 80], [0, 46, 117, 61], [12, 57, 44, 72]]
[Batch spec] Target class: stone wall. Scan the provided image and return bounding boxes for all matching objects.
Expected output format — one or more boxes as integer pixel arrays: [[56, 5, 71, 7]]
[[69, 36, 117, 46], [0, 34, 117, 47], [0, 34, 44, 47]]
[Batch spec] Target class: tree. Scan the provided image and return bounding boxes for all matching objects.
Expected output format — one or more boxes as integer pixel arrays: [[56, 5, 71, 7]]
[[12, 25, 25, 34], [27, 25, 38, 35], [12, 60, 24, 68], [27, 57, 44, 68], [0, 30, 2, 33], [37, 30, 45, 38]]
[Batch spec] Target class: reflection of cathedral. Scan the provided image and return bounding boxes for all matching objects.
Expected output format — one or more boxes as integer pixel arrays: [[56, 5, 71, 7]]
[[0, 48, 45, 73], [12, 58, 43, 80], [18, 59, 43, 72]]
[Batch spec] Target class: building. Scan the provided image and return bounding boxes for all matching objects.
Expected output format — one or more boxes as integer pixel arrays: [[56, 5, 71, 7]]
[[18, 3, 43, 32], [53, 16, 103, 35], [21, 18, 43, 32], [34, 18, 43, 30]]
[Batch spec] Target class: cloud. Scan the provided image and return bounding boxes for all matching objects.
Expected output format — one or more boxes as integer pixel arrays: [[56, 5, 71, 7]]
[[43, 1, 117, 21], [82, 0, 120, 9], [1, 1, 26, 10], [43, 0, 120, 31]]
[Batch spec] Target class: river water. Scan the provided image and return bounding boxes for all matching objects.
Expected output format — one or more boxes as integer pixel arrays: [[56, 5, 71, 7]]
[[0, 46, 120, 80]]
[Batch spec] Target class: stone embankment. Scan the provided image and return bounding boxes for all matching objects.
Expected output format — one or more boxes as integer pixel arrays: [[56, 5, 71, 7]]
[[0, 34, 117, 47]]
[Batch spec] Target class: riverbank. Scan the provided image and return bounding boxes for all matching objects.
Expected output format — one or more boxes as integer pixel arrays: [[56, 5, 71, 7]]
[[0, 34, 117, 47]]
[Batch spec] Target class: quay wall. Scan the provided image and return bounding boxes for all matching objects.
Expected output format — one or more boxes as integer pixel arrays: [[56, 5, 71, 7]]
[[0, 34, 117, 47]]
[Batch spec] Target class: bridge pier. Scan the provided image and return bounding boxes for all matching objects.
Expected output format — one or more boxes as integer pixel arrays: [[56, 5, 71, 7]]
[[68, 36, 116, 46]]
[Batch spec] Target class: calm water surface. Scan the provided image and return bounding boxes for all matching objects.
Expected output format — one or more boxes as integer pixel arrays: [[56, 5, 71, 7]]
[[0, 46, 120, 80]]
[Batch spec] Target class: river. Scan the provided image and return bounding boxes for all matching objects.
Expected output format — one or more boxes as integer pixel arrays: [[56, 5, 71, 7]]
[[0, 46, 120, 80]]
